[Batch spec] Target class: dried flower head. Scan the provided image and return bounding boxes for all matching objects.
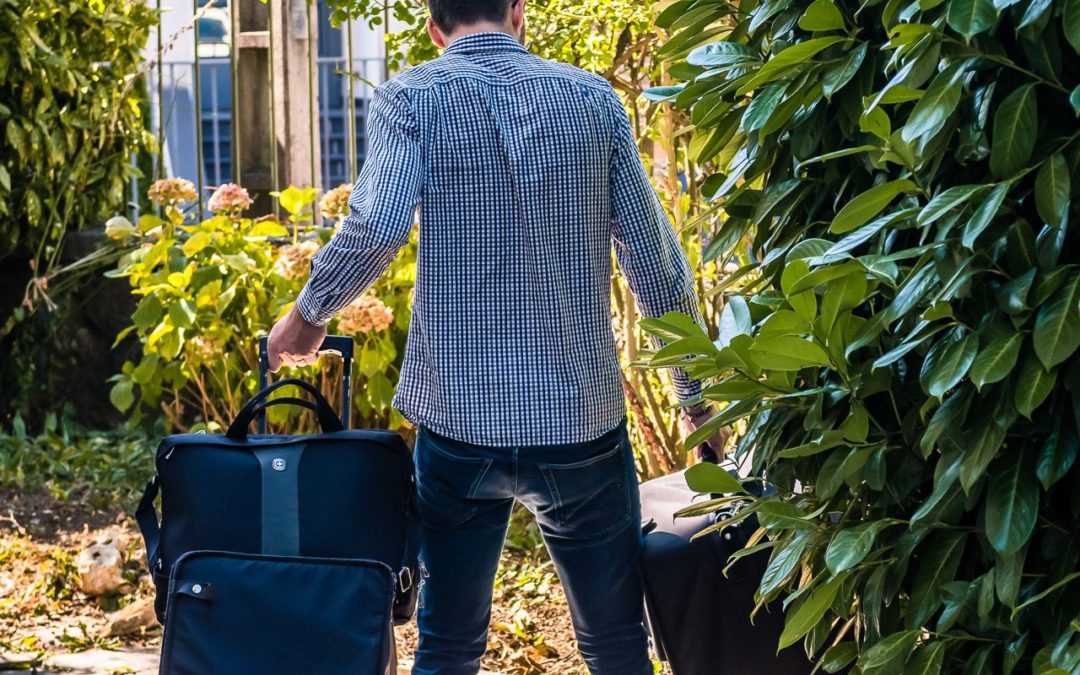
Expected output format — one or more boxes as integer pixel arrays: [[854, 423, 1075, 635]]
[[337, 296, 394, 334], [148, 178, 197, 206], [273, 240, 321, 280], [187, 335, 220, 363], [320, 183, 353, 222], [208, 183, 253, 216]]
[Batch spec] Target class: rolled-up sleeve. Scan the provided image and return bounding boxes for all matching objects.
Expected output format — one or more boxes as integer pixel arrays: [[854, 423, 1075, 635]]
[[605, 87, 705, 402], [296, 82, 424, 326]]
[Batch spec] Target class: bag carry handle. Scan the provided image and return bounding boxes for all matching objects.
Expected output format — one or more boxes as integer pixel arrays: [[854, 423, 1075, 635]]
[[258, 335, 354, 432], [226, 378, 344, 440]]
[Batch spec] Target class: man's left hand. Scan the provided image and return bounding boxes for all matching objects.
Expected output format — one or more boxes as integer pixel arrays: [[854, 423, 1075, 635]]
[[266, 305, 328, 373]]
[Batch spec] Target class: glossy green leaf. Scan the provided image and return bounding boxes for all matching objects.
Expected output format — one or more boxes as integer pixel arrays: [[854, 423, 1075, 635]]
[[821, 642, 858, 673], [990, 84, 1037, 179], [902, 62, 968, 143], [750, 335, 832, 370], [760, 533, 809, 596], [825, 521, 888, 574], [1033, 271, 1080, 369], [909, 531, 967, 626], [757, 501, 816, 530], [743, 84, 788, 132], [1034, 153, 1070, 229], [961, 182, 1010, 248], [907, 641, 947, 675], [686, 41, 757, 66], [736, 37, 848, 96], [109, 379, 135, 413], [1066, 0, 1080, 53], [684, 461, 745, 494], [1015, 355, 1057, 419], [823, 43, 867, 98], [860, 629, 919, 670], [917, 184, 985, 228], [830, 180, 917, 234], [985, 449, 1038, 555], [778, 574, 846, 649], [799, 0, 845, 31], [1071, 85, 1080, 116], [1036, 421, 1079, 489], [970, 333, 1022, 389], [946, 0, 997, 40], [920, 330, 978, 398]]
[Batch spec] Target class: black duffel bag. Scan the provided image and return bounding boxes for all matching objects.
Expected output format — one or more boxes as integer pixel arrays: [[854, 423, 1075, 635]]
[[136, 337, 420, 629]]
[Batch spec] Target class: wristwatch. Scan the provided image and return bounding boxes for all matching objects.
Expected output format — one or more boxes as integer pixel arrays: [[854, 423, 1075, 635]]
[[682, 402, 712, 421]]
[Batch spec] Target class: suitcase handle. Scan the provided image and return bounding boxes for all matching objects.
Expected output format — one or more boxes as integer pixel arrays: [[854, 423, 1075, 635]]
[[227, 378, 345, 440], [258, 335, 354, 432]]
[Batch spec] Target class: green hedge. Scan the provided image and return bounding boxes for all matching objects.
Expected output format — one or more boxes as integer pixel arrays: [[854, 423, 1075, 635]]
[[0, 0, 156, 261], [648, 0, 1080, 671]]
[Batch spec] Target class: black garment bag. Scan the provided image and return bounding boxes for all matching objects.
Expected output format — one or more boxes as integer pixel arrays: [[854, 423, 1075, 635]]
[[639, 462, 814, 675]]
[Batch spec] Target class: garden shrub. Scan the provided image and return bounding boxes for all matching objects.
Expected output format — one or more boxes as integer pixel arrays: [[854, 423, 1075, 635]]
[[646, 0, 1080, 671], [0, 413, 154, 510], [0, 0, 156, 267], [107, 180, 414, 433]]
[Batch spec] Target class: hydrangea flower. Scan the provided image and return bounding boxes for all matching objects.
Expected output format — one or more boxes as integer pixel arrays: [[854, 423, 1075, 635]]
[[320, 183, 353, 222], [337, 296, 394, 334], [273, 240, 321, 280], [147, 178, 197, 206], [208, 183, 253, 216]]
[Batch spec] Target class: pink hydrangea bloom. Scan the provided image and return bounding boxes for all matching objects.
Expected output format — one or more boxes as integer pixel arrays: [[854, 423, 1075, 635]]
[[208, 183, 253, 215], [337, 296, 394, 334], [320, 183, 353, 222], [147, 178, 197, 206]]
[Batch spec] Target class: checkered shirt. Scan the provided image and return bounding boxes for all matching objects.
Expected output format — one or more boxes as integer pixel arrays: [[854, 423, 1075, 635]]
[[296, 31, 703, 446]]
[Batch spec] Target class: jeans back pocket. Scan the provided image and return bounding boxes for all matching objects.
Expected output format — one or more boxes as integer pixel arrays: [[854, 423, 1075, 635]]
[[538, 442, 632, 540]]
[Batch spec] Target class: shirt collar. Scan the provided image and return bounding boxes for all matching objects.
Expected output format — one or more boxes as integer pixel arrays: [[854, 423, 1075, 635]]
[[443, 32, 528, 56]]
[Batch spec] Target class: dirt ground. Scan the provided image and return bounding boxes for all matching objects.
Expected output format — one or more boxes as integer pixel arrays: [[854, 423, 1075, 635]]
[[0, 488, 597, 674]]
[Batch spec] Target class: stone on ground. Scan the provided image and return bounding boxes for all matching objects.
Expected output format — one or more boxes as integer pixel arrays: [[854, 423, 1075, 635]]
[[105, 597, 158, 637]]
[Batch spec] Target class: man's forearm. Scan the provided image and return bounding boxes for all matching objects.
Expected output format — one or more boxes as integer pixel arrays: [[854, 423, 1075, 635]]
[[295, 235, 404, 326]]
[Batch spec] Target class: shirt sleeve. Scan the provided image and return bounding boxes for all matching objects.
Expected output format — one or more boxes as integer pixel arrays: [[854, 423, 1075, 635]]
[[296, 83, 424, 326], [605, 87, 705, 403]]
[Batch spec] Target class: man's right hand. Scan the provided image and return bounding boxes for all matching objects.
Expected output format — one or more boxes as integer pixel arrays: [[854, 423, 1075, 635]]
[[266, 305, 328, 373], [679, 405, 731, 462]]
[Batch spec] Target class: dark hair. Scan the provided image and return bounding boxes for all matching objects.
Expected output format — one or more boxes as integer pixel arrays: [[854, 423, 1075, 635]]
[[428, 0, 514, 32]]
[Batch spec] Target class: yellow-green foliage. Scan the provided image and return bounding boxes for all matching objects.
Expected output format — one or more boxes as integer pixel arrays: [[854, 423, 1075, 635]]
[[107, 185, 415, 433]]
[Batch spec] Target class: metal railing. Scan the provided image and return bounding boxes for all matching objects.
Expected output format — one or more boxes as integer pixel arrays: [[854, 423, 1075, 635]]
[[147, 56, 385, 194]]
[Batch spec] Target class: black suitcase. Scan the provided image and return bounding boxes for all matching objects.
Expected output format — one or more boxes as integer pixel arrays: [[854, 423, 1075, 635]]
[[135, 336, 418, 674], [639, 465, 813, 675]]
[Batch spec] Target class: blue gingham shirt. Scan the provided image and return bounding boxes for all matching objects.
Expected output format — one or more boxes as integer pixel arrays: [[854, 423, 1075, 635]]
[[297, 32, 703, 446]]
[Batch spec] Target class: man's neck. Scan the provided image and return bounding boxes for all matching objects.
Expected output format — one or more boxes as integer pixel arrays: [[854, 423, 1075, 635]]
[[444, 23, 520, 46]]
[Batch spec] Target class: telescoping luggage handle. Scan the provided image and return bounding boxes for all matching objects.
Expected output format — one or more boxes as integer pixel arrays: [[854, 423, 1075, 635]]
[[256, 335, 355, 434]]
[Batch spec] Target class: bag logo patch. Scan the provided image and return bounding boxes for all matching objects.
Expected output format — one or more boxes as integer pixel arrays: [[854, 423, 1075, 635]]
[[271, 457, 287, 471]]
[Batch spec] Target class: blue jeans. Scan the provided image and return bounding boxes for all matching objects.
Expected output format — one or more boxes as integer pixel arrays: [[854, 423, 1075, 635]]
[[411, 419, 651, 675]]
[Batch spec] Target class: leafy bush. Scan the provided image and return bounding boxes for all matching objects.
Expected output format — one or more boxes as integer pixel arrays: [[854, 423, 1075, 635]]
[[0, 0, 156, 266], [107, 181, 414, 433], [647, 0, 1080, 671], [0, 414, 154, 510]]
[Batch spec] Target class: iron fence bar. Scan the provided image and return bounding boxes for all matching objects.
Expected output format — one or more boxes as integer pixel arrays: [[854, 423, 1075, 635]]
[[192, 0, 205, 220], [307, 0, 318, 196], [268, 0, 279, 219], [319, 58, 332, 189], [208, 62, 222, 185], [229, 0, 240, 188], [155, 0, 164, 186], [346, 16, 357, 182]]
